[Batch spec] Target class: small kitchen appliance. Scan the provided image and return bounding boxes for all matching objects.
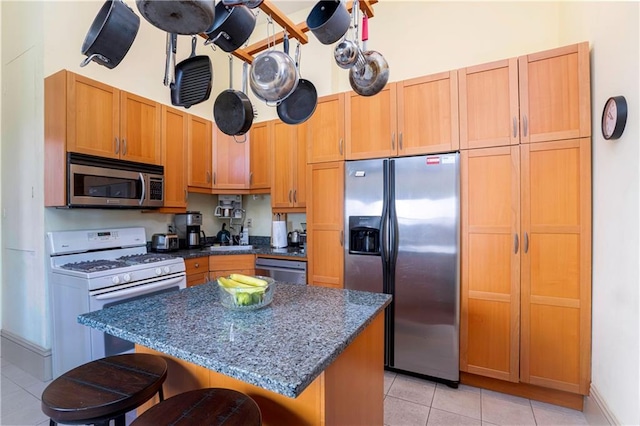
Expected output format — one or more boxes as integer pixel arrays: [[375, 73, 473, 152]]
[[271, 220, 287, 248], [175, 211, 205, 248], [151, 233, 179, 252], [215, 194, 242, 217], [287, 230, 301, 247]]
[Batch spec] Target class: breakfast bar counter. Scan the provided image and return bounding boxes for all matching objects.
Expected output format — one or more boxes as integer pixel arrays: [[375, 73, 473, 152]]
[[78, 282, 391, 425]]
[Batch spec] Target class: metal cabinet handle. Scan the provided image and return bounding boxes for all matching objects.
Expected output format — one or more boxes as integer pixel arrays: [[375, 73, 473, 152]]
[[206, 171, 211, 184], [391, 132, 396, 150], [340, 230, 344, 247], [513, 117, 518, 138], [524, 232, 529, 254], [514, 233, 519, 254], [115, 138, 120, 155], [523, 115, 528, 137], [194, 262, 200, 268], [293, 189, 297, 203], [399, 132, 403, 151], [213, 172, 216, 185], [339, 138, 343, 156], [288, 190, 292, 203], [249, 172, 253, 185], [122, 139, 127, 155]]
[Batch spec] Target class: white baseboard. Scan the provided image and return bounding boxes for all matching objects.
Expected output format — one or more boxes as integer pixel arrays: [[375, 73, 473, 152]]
[[0, 329, 52, 382], [585, 384, 619, 425]]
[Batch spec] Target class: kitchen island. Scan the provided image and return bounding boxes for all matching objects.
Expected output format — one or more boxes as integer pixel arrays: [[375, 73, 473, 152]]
[[78, 282, 391, 425]]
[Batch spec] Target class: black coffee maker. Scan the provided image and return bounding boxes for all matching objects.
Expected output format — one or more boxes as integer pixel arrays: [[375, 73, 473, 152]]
[[175, 212, 206, 248]]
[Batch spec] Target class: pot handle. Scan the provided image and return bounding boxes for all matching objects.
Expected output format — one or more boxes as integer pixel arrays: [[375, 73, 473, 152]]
[[205, 31, 231, 46], [233, 134, 248, 143], [80, 53, 110, 67], [163, 33, 176, 87]]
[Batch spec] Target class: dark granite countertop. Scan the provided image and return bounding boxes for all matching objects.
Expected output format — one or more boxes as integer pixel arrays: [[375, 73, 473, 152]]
[[77, 282, 391, 398], [168, 245, 307, 260]]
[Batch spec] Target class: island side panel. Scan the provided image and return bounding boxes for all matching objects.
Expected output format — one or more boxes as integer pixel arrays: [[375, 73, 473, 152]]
[[324, 311, 385, 425]]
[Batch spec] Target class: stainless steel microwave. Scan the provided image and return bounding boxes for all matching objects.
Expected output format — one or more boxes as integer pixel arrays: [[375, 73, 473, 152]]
[[67, 153, 164, 208]]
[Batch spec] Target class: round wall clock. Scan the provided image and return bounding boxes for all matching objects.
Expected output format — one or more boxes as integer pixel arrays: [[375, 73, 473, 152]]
[[601, 96, 628, 140]]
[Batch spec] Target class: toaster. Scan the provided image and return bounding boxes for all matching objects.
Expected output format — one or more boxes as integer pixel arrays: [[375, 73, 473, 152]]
[[151, 233, 179, 252]]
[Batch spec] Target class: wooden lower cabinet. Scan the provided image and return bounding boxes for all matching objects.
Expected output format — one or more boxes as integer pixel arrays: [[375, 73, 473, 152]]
[[136, 312, 384, 425], [185, 257, 209, 288], [460, 138, 591, 399], [209, 254, 255, 281], [307, 162, 344, 288]]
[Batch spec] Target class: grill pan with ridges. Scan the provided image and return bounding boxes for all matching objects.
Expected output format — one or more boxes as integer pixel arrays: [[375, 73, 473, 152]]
[[171, 36, 212, 109]]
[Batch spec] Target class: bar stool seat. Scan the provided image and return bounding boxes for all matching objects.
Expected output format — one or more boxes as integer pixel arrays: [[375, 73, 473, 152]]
[[131, 388, 262, 426], [41, 354, 167, 426]]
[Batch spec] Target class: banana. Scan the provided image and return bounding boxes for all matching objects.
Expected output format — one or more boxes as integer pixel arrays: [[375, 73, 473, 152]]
[[217, 277, 253, 289], [229, 274, 268, 287]]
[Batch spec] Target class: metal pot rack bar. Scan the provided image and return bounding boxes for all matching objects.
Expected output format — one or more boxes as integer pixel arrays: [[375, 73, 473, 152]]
[[200, 0, 378, 64]]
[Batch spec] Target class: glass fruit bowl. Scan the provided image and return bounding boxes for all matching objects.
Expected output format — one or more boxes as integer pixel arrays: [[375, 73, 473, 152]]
[[217, 275, 275, 311]]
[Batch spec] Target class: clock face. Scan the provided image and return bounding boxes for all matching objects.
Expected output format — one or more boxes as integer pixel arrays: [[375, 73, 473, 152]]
[[601, 96, 627, 140]]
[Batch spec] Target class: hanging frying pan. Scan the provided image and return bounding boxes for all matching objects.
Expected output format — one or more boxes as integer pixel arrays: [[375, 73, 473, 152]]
[[135, 0, 215, 35], [277, 43, 318, 125], [214, 57, 255, 139], [171, 36, 213, 109], [80, 0, 140, 68], [349, 14, 389, 97]]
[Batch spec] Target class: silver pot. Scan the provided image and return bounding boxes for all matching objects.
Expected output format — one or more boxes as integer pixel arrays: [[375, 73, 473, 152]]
[[349, 50, 389, 97], [249, 34, 298, 105]]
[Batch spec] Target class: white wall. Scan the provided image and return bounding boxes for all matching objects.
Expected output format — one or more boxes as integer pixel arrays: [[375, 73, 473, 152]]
[[1, 2, 639, 423], [559, 3, 640, 424]]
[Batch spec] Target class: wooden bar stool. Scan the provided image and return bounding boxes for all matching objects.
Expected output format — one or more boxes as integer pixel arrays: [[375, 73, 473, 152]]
[[131, 388, 262, 426], [41, 353, 167, 426]]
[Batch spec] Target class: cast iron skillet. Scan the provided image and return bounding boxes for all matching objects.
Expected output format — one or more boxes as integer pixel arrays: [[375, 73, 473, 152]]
[[171, 36, 212, 109], [277, 44, 318, 125], [214, 58, 254, 138]]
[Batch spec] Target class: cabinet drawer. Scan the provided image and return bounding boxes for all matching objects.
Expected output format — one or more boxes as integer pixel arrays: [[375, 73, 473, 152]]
[[185, 257, 209, 274], [209, 254, 255, 271]]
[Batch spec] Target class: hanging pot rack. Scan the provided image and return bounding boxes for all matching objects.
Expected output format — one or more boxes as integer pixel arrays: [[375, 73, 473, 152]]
[[200, 0, 378, 64]]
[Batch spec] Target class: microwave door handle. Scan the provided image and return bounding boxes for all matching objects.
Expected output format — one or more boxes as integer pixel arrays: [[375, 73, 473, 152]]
[[93, 276, 184, 300], [139, 173, 146, 206]]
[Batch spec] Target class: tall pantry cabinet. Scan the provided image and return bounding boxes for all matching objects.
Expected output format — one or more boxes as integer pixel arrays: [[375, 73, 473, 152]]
[[459, 42, 592, 401]]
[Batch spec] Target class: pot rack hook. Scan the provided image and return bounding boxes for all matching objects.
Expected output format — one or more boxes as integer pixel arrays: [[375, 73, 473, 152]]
[[266, 15, 275, 49], [228, 54, 234, 89]]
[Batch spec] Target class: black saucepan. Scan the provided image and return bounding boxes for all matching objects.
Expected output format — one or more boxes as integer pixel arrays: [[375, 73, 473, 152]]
[[214, 59, 254, 138], [80, 0, 140, 68], [171, 36, 213, 109], [204, 3, 256, 53], [277, 44, 318, 125]]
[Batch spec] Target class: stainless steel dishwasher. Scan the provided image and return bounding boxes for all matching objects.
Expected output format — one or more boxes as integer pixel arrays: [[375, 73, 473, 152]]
[[255, 258, 307, 284]]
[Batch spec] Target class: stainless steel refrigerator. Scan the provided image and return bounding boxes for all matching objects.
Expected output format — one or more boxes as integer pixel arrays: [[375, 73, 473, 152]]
[[344, 153, 460, 385]]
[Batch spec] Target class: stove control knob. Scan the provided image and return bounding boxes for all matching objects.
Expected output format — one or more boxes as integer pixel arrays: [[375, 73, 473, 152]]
[[163, 266, 171, 274], [123, 273, 131, 282], [155, 268, 162, 276], [112, 276, 120, 285]]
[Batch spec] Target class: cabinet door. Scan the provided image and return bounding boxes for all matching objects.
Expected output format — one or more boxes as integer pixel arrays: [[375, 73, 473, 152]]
[[459, 58, 519, 149], [293, 122, 307, 208], [249, 121, 271, 191], [460, 147, 520, 383], [307, 161, 344, 288], [345, 84, 397, 160], [271, 121, 296, 209], [120, 92, 162, 164], [66, 72, 120, 159], [162, 106, 188, 208], [306, 94, 345, 163], [397, 71, 459, 156], [520, 138, 591, 395], [188, 115, 213, 190], [519, 43, 591, 143], [213, 127, 249, 190]]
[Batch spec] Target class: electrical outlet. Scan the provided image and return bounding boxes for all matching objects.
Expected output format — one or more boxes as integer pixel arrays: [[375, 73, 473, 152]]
[[246, 218, 252, 228]]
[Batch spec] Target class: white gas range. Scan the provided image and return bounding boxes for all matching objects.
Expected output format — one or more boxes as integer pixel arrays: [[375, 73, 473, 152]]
[[47, 227, 186, 378]]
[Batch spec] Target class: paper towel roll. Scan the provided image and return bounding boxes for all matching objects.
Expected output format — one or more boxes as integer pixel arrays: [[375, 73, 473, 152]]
[[271, 221, 288, 248]]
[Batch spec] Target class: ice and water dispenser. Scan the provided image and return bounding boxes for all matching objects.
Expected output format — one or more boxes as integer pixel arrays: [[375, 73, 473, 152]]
[[348, 216, 381, 255]]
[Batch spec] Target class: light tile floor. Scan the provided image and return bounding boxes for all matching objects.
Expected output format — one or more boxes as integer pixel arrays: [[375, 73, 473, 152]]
[[0, 356, 589, 426]]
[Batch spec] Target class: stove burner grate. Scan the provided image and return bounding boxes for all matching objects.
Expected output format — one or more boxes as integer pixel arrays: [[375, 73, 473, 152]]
[[118, 254, 176, 264], [61, 260, 130, 273]]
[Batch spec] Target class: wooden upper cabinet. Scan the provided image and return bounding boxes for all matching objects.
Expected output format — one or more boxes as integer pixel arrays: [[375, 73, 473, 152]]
[[161, 106, 188, 209], [119, 92, 162, 164], [460, 146, 521, 383], [397, 71, 460, 156], [345, 84, 397, 160], [188, 115, 213, 190], [307, 161, 344, 288], [65, 72, 121, 159], [213, 127, 250, 191], [459, 58, 520, 150], [249, 121, 271, 192], [519, 42, 591, 143], [306, 94, 345, 164], [520, 138, 591, 395], [271, 120, 306, 211]]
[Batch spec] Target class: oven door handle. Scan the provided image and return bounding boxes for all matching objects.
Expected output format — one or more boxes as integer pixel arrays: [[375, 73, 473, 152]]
[[139, 173, 146, 206], [257, 266, 306, 274], [94, 276, 185, 300]]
